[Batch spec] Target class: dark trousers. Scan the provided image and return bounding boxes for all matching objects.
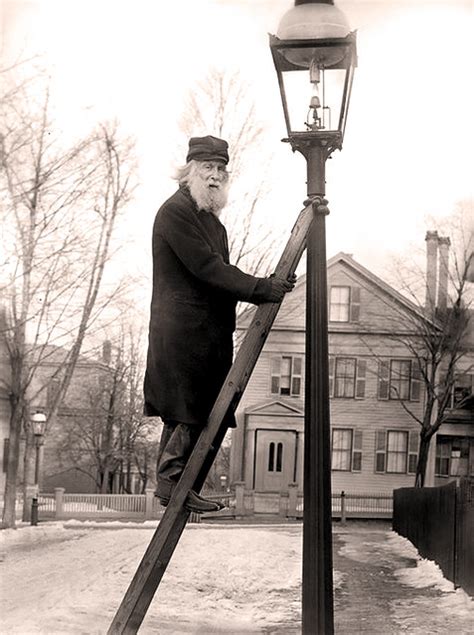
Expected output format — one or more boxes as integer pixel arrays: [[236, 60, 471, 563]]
[[155, 422, 201, 498]]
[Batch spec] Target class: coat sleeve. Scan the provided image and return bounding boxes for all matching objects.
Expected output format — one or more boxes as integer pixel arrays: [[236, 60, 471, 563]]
[[158, 202, 260, 301]]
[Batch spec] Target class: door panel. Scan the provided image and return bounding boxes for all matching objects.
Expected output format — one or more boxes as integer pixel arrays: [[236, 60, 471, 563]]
[[255, 430, 297, 491]]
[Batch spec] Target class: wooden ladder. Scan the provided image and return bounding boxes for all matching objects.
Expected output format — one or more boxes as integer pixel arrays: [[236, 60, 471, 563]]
[[107, 200, 318, 634]]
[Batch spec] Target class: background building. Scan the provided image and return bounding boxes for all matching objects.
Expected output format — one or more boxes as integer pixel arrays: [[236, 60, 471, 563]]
[[230, 248, 473, 497]]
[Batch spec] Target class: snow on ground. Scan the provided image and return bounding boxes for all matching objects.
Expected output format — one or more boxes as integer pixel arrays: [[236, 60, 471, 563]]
[[387, 531, 473, 626], [0, 522, 472, 634], [1, 522, 305, 634]]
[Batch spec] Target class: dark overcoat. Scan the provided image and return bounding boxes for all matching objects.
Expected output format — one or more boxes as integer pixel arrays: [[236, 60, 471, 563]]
[[144, 186, 258, 427]]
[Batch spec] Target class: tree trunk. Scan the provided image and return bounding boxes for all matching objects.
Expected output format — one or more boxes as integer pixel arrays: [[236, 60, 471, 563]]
[[21, 430, 36, 520], [125, 458, 132, 494], [415, 432, 433, 487], [101, 466, 110, 494], [2, 403, 24, 528]]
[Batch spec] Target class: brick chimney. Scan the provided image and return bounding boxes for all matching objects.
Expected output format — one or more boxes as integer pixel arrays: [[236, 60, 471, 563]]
[[437, 236, 450, 312], [425, 230, 438, 312]]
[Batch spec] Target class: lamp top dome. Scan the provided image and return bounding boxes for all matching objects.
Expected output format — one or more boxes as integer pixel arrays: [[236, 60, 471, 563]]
[[277, 0, 351, 41]]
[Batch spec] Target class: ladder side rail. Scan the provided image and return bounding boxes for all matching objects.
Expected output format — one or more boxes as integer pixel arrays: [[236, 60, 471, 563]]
[[108, 202, 314, 635]]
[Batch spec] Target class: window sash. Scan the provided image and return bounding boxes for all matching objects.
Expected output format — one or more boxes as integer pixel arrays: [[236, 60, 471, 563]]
[[271, 355, 303, 396], [389, 360, 411, 400], [386, 431, 408, 473], [329, 286, 350, 322], [334, 358, 356, 398], [452, 374, 473, 407], [280, 357, 292, 395], [332, 429, 353, 471], [435, 439, 451, 476]]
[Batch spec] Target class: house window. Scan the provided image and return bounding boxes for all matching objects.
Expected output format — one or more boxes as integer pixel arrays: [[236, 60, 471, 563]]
[[271, 356, 302, 397], [329, 285, 360, 323], [378, 359, 421, 401], [334, 358, 356, 398], [268, 442, 283, 472], [332, 429, 352, 471], [330, 357, 366, 399], [450, 374, 473, 408], [435, 440, 451, 476], [331, 428, 363, 472], [435, 437, 471, 477], [329, 286, 350, 322], [386, 431, 408, 473], [375, 430, 418, 474]]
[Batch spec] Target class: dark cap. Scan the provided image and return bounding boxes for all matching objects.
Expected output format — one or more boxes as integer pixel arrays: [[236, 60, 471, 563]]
[[186, 135, 229, 165]]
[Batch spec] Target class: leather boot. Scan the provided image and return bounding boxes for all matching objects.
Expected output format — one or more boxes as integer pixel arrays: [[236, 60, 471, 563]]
[[155, 422, 223, 513], [156, 488, 221, 513]]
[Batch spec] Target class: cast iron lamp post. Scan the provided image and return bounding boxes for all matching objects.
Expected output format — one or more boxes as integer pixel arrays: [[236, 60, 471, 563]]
[[270, 1, 357, 633], [31, 411, 47, 487], [30, 411, 47, 525]]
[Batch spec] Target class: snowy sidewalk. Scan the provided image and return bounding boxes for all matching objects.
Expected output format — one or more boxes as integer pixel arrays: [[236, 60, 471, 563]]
[[332, 525, 473, 635], [0, 521, 472, 634]]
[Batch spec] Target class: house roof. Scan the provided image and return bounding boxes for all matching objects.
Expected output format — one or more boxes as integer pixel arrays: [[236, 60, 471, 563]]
[[326, 252, 435, 326], [238, 251, 439, 332], [30, 343, 102, 368]]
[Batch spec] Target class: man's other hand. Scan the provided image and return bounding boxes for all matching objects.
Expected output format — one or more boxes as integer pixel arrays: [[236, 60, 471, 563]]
[[268, 274, 296, 301], [252, 273, 297, 304]]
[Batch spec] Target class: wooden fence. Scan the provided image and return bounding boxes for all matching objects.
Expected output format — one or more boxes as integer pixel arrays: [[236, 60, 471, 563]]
[[37, 488, 233, 524], [36, 486, 393, 523], [226, 484, 392, 520], [393, 477, 474, 596]]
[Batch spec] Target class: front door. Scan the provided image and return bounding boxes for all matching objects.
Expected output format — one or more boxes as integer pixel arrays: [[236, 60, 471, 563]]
[[254, 429, 297, 491]]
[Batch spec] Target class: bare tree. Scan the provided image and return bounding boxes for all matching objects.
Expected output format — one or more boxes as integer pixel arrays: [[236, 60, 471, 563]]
[[0, 72, 136, 526], [362, 202, 473, 487], [56, 324, 156, 494], [178, 68, 281, 279]]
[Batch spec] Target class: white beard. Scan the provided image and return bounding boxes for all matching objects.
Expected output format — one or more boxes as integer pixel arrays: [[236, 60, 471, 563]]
[[188, 174, 229, 217]]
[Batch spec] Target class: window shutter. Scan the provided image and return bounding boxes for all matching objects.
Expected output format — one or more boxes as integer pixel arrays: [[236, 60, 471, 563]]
[[350, 287, 361, 322], [271, 358, 281, 394], [352, 430, 363, 472], [375, 430, 386, 473], [355, 359, 367, 399], [378, 361, 389, 400], [329, 357, 335, 397], [410, 362, 421, 402], [291, 357, 303, 396], [408, 431, 419, 474]]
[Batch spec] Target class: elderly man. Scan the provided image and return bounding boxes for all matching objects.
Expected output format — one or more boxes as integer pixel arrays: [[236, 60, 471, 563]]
[[144, 135, 295, 513]]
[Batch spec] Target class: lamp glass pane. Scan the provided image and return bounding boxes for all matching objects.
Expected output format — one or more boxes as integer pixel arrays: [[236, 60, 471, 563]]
[[281, 67, 346, 134]]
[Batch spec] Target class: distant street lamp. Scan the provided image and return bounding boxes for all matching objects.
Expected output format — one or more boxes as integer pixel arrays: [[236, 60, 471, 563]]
[[219, 474, 228, 492], [31, 411, 47, 488], [29, 411, 47, 526], [270, 2, 357, 633]]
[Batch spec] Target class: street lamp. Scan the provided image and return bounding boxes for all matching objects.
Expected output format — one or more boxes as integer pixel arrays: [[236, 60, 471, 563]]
[[270, 2, 357, 634], [27, 411, 47, 526], [31, 411, 47, 489]]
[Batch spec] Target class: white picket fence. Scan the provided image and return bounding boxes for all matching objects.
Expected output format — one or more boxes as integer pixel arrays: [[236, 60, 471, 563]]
[[35, 486, 393, 523]]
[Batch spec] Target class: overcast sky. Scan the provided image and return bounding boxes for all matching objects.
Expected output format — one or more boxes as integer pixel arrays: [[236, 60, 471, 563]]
[[2, 0, 473, 283]]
